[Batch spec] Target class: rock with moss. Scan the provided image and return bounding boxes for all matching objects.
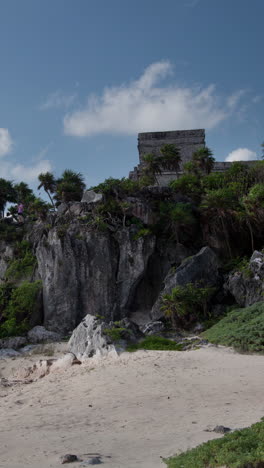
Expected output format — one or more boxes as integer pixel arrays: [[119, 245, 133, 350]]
[[226, 250, 264, 307], [151, 246, 220, 321]]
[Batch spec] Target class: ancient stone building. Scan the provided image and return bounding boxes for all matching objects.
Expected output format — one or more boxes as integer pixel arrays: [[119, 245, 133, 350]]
[[129, 128, 257, 185]]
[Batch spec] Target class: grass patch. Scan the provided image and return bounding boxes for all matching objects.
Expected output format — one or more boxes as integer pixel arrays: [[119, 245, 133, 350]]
[[203, 302, 264, 353], [164, 418, 264, 468], [103, 327, 127, 341], [127, 336, 183, 352]]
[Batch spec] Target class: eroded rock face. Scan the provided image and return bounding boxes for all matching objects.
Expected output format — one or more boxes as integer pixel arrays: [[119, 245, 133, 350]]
[[36, 223, 156, 333], [151, 246, 220, 320], [226, 251, 264, 307], [0, 242, 14, 282], [68, 314, 116, 361]]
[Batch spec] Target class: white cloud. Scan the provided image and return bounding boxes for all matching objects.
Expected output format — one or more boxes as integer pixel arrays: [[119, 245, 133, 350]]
[[0, 128, 13, 157], [10, 159, 52, 182], [64, 61, 243, 137], [0, 159, 52, 183], [225, 148, 257, 162], [40, 90, 76, 110]]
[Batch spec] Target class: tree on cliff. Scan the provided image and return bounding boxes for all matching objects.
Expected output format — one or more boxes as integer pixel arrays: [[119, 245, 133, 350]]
[[201, 187, 239, 258], [142, 153, 162, 184], [38, 172, 56, 209], [14, 182, 35, 205], [192, 147, 215, 175], [55, 169, 86, 203], [0, 179, 16, 217], [160, 144, 182, 176], [160, 201, 196, 244]]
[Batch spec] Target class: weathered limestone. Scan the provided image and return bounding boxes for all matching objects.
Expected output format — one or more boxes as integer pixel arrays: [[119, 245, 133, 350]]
[[0, 242, 14, 282], [81, 190, 103, 204], [0, 336, 27, 350], [151, 246, 220, 321], [225, 251, 264, 307], [68, 314, 116, 361], [27, 326, 61, 343]]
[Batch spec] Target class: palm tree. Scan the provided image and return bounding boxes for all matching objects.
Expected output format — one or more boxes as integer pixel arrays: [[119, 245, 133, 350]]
[[14, 182, 35, 205], [142, 153, 162, 185], [201, 187, 239, 258], [192, 147, 215, 175], [0, 179, 16, 218], [160, 144, 182, 176], [55, 169, 86, 203], [160, 202, 196, 243], [38, 172, 56, 209]]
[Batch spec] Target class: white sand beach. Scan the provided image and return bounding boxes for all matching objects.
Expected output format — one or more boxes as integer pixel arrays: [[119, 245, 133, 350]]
[[0, 346, 263, 468]]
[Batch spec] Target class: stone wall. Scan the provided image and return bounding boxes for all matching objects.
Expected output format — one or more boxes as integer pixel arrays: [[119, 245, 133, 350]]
[[129, 128, 259, 184], [138, 129, 205, 167]]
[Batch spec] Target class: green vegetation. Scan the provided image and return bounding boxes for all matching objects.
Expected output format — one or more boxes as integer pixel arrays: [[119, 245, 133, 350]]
[[203, 302, 264, 353], [133, 227, 152, 240], [104, 327, 128, 341], [55, 169, 86, 203], [92, 176, 140, 196], [0, 280, 42, 337], [0, 178, 16, 218], [192, 146, 215, 175], [0, 222, 25, 242], [127, 336, 184, 352], [164, 418, 264, 468], [162, 283, 216, 329], [5, 241, 36, 281], [159, 201, 196, 243], [143, 144, 182, 184]]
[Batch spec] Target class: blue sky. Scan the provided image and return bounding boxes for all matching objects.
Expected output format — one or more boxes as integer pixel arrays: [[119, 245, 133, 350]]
[[0, 0, 263, 192]]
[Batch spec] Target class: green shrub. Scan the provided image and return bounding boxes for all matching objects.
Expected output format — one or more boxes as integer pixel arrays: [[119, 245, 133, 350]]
[[0, 222, 25, 242], [5, 250, 36, 281], [133, 228, 152, 240], [0, 280, 42, 337], [127, 336, 183, 352], [170, 174, 201, 200], [92, 177, 139, 196], [203, 302, 264, 353], [162, 283, 216, 329], [104, 327, 127, 341], [165, 418, 264, 468], [4, 240, 36, 282]]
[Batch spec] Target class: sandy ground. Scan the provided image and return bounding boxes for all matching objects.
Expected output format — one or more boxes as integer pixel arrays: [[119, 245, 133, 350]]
[[0, 345, 263, 468]]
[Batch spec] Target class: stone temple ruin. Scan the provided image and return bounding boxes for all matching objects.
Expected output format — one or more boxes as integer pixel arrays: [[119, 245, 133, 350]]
[[129, 129, 257, 185]]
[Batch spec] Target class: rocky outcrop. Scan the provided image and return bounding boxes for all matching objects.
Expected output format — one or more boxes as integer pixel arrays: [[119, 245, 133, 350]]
[[151, 246, 220, 320], [68, 314, 116, 361], [0, 336, 27, 349], [81, 190, 103, 204], [226, 251, 264, 307], [0, 242, 14, 282], [27, 326, 61, 344], [35, 217, 156, 333]]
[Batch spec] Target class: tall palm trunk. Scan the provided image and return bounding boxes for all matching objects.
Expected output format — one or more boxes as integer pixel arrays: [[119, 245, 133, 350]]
[[45, 189, 55, 209]]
